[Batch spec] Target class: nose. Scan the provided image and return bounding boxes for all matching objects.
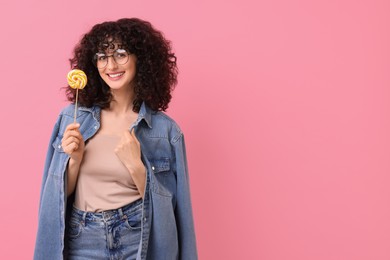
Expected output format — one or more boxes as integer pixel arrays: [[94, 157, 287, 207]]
[[106, 56, 118, 70]]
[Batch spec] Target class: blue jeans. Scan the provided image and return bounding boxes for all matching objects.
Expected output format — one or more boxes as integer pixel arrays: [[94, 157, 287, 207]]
[[65, 199, 143, 260]]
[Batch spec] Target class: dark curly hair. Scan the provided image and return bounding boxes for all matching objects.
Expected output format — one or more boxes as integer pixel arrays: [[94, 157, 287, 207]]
[[66, 18, 178, 112]]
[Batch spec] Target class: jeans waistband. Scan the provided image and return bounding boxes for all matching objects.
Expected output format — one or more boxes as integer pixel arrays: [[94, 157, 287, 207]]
[[71, 199, 143, 223]]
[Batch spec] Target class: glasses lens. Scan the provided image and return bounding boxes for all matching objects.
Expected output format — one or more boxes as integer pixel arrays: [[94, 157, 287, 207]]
[[114, 49, 129, 65], [95, 53, 107, 69], [94, 49, 129, 68]]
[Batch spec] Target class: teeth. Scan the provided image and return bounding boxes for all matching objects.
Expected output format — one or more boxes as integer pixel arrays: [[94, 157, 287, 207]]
[[108, 73, 124, 78]]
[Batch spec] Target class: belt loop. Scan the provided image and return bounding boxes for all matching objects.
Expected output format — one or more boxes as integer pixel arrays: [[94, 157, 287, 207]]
[[82, 212, 87, 226], [102, 211, 108, 223], [118, 207, 124, 218]]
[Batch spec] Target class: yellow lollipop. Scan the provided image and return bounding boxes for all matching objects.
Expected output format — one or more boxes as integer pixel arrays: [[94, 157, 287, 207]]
[[67, 69, 87, 89], [67, 69, 87, 122]]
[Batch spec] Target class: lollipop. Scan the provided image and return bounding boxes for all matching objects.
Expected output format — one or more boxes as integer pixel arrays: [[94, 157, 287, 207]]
[[67, 69, 87, 123]]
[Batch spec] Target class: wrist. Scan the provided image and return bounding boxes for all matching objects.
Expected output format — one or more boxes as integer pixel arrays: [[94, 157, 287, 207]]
[[127, 162, 146, 176], [69, 156, 83, 166]]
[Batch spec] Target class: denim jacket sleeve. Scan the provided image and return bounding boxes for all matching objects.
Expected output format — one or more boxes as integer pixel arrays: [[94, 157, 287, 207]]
[[172, 133, 198, 260], [34, 112, 67, 260], [37, 114, 61, 210], [146, 129, 198, 260]]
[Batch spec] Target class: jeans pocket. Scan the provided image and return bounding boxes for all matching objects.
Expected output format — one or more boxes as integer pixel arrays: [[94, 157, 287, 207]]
[[67, 216, 83, 240], [124, 206, 142, 230]]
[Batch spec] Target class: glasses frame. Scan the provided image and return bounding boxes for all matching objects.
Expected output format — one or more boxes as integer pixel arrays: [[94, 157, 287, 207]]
[[93, 49, 130, 69]]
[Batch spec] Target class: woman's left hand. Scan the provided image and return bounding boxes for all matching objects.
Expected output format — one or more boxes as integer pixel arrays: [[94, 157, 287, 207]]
[[115, 129, 145, 174], [115, 129, 146, 197]]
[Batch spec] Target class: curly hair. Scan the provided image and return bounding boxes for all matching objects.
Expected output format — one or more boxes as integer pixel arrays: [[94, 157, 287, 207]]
[[66, 18, 178, 112]]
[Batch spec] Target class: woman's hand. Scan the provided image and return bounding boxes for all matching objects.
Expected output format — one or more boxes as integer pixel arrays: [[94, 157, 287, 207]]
[[61, 123, 85, 163], [115, 129, 144, 173], [115, 129, 146, 197]]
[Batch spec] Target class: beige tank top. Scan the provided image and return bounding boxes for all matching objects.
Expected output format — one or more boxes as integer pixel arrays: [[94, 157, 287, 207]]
[[74, 133, 142, 212]]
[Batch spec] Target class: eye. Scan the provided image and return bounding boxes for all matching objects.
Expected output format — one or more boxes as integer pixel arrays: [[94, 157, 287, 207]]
[[96, 53, 107, 61], [115, 49, 128, 58]]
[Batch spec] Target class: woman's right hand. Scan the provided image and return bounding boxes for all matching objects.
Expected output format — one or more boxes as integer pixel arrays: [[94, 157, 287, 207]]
[[61, 123, 85, 163]]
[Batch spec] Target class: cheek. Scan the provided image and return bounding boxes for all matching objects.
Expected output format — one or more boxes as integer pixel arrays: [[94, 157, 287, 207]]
[[98, 69, 105, 77], [130, 63, 137, 76], [128, 57, 137, 71], [98, 70, 108, 82], [98, 70, 111, 85]]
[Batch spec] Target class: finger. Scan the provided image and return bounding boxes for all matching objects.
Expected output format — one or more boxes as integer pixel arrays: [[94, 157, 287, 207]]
[[63, 143, 78, 154], [62, 132, 81, 145], [130, 129, 139, 143], [71, 142, 79, 152], [63, 125, 80, 141], [63, 129, 71, 140], [65, 123, 80, 132], [69, 136, 80, 146], [69, 130, 83, 140], [121, 130, 133, 144], [124, 129, 132, 138], [62, 138, 79, 151], [63, 129, 83, 142], [63, 142, 78, 154]]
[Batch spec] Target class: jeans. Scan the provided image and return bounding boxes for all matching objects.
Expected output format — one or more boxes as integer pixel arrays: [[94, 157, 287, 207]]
[[65, 199, 143, 260]]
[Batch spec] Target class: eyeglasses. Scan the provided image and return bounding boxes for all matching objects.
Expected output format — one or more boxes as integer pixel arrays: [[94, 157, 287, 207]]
[[94, 49, 130, 69]]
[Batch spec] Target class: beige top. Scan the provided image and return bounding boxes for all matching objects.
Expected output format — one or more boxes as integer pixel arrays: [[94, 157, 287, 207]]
[[74, 133, 142, 212]]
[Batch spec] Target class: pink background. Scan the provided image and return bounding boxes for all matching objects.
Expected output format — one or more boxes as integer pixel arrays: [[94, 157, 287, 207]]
[[0, 0, 389, 259]]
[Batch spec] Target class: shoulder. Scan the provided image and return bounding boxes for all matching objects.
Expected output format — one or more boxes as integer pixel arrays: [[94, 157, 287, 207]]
[[58, 104, 99, 119], [148, 111, 183, 143], [154, 111, 182, 131], [55, 104, 99, 134], [59, 104, 75, 118]]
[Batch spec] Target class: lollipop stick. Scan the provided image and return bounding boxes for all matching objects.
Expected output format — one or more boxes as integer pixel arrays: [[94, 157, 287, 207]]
[[74, 88, 79, 123], [67, 69, 87, 123]]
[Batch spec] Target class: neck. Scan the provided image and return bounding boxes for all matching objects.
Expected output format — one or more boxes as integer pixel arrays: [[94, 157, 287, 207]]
[[109, 86, 136, 114]]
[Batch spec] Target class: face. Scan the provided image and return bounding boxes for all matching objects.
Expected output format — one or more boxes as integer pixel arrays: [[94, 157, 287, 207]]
[[96, 41, 137, 92]]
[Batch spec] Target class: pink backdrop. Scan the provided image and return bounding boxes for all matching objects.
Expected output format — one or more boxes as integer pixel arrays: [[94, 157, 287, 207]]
[[0, 0, 389, 259]]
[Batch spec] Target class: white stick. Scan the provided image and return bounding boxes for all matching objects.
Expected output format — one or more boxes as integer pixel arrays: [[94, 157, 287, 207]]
[[74, 88, 79, 123]]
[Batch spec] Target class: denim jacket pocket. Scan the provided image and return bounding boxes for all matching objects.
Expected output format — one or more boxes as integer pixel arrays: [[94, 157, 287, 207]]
[[150, 158, 175, 197], [47, 136, 68, 177], [52, 136, 65, 153]]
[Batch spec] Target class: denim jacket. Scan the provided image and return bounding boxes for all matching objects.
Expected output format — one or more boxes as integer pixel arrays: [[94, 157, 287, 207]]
[[34, 103, 197, 260]]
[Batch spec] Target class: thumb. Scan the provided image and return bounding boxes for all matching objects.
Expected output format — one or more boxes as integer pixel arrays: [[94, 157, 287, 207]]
[[131, 128, 139, 142]]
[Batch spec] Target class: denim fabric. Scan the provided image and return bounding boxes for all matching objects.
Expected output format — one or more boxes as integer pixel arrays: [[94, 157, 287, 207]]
[[34, 103, 197, 260], [66, 199, 143, 260]]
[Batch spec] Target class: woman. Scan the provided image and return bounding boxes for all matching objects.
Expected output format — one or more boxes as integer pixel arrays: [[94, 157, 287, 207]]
[[34, 18, 197, 260]]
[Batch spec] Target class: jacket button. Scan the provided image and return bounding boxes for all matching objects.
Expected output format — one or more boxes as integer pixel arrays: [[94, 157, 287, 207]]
[[152, 166, 155, 171]]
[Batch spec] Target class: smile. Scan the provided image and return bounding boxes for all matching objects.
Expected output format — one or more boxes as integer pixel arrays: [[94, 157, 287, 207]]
[[107, 72, 125, 78]]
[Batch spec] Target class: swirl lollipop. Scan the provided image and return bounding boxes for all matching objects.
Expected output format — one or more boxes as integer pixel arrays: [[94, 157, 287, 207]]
[[67, 69, 87, 123]]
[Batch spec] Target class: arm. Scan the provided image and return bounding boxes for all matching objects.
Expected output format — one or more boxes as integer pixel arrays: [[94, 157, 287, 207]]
[[66, 158, 82, 196]]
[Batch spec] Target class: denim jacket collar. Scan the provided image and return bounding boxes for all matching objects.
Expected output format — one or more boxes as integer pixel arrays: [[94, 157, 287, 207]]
[[78, 102, 153, 129]]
